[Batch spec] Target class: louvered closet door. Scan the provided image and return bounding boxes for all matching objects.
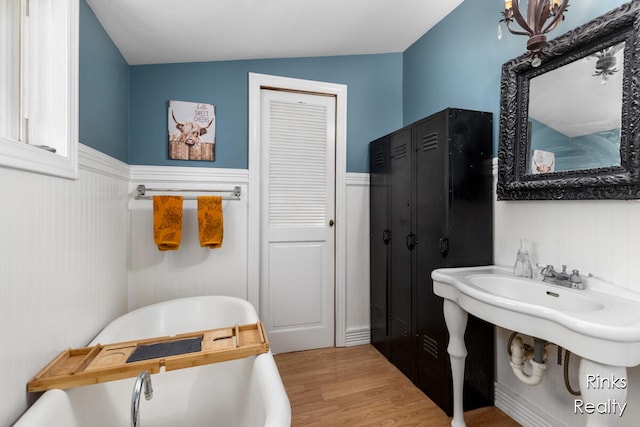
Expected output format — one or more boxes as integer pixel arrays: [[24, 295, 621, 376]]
[[260, 89, 336, 354]]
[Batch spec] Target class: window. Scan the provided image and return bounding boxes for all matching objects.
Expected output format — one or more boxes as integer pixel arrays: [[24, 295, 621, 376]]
[[0, 0, 78, 179]]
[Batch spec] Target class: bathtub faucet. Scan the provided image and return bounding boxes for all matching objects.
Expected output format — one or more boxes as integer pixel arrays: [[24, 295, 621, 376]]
[[131, 370, 154, 427]]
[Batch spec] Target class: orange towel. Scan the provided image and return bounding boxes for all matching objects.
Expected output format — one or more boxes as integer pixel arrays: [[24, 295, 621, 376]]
[[153, 196, 183, 251], [197, 196, 224, 248]]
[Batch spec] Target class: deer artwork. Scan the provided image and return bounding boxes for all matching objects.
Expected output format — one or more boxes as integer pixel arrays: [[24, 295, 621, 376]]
[[169, 110, 215, 161]]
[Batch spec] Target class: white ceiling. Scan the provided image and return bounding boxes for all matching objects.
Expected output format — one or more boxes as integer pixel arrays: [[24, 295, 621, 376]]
[[529, 43, 625, 138], [85, 0, 464, 65]]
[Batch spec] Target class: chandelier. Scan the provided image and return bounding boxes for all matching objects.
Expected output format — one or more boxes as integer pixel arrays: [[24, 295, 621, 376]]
[[500, 0, 570, 67], [591, 43, 624, 85]]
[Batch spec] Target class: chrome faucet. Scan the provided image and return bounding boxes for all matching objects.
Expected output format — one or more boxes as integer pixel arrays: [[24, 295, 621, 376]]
[[540, 264, 584, 290], [131, 370, 154, 427]]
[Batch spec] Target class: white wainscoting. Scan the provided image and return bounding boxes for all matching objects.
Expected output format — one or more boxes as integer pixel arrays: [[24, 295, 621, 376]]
[[128, 166, 250, 311], [0, 144, 130, 426], [2, 161, 372, 425], [128, 167, 373, 346], [345, 173, 371, 346]]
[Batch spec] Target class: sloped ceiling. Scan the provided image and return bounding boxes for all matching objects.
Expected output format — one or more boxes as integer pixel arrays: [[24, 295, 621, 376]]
[[85, 0, 464, 65]]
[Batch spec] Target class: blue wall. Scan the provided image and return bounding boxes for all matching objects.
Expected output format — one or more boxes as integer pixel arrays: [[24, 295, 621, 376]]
[[402, 0, 630, 155], [128, 54, 403, 172], [80, 0, 631, 170], [531, 118, 621, 171], [79, 0, 129, 162]]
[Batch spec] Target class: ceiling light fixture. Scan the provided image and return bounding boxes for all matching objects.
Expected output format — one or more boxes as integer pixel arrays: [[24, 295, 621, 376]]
[[500, 0, 569, 67], [591, 43, 624, 85]]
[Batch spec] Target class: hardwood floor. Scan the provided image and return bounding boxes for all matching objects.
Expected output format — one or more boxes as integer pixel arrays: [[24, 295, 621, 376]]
[[274, 345, 520, 427]]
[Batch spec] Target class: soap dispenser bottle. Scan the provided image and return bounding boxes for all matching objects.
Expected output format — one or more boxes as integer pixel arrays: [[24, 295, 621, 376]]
[[513, 239, 533, 278]]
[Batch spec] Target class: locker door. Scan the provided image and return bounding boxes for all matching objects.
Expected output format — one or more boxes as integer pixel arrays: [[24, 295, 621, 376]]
[[447, 109, 496, 413], [388, 128, 414, 380], [369, 136, 390, 357], [413, 113, 452, 413]]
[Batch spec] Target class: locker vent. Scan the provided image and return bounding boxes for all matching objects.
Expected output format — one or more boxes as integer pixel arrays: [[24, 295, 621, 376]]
[[373, 150, 385, 166], [422, 334, 438, 359], [421, 133, 438, 152], [397, 318, 409, 338], [394, 143, 408, 159]]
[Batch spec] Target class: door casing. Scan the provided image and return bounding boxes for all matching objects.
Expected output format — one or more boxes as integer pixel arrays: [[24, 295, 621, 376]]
[[247, 72, 348, 347]]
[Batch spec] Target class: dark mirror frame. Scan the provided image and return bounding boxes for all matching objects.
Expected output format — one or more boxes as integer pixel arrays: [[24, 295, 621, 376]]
[[497, 0, 640, 200]]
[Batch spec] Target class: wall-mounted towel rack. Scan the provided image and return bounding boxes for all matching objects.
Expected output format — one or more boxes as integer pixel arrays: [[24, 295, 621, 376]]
[[135, 185, 241, 200]]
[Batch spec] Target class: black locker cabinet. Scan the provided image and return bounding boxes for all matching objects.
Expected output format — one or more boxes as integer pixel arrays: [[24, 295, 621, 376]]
[[369, 135, 390, 358], [369, 108, 494, 415]]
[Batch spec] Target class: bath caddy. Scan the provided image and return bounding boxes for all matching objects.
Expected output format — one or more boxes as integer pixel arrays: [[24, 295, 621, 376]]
[[27, 322, 269, 392]]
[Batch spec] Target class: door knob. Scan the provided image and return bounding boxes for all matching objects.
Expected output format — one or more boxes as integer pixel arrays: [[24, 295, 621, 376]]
[[329, 219, 335, 227]]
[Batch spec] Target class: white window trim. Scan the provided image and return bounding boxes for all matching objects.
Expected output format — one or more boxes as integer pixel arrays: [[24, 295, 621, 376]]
[[0, 0, 79, 180]]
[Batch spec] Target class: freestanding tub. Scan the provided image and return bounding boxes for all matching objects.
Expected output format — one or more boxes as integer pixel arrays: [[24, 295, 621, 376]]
[[13, 296, 291, 427]]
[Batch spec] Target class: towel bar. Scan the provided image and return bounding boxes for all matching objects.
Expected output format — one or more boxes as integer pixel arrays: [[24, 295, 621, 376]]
[[135, 185, 241, 200]]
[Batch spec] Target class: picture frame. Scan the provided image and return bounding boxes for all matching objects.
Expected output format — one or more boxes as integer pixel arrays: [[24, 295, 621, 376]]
[[168, 100, 216, 161]]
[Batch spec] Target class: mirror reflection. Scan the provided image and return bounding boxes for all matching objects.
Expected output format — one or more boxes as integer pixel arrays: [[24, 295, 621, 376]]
[[527, 41, 625, 174]]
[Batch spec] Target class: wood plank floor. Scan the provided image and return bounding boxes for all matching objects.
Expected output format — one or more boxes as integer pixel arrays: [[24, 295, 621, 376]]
[[274, 345, 521, 427]]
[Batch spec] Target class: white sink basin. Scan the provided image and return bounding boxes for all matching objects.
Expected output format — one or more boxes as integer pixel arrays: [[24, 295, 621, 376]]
[[467, 274, 605, 312], [432, 265, 640, 367]]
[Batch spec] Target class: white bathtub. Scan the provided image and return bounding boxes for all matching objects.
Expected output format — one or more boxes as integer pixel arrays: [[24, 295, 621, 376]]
[[14, 296, 291, 427]]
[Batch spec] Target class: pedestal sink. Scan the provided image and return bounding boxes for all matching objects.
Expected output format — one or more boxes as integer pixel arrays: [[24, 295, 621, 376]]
[[432, 265, 640, 427]]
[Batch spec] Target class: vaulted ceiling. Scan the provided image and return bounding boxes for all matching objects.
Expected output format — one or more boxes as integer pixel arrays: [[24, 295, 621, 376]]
[[85, 0, 464, 65]]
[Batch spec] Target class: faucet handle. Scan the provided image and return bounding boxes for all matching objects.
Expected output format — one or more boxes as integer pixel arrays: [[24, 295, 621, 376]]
[[540, 264, 554, 276], [570, 269, 581, 282], [570, 269, 585, 289]]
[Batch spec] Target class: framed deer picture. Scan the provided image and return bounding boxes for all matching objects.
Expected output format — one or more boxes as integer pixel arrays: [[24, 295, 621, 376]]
[[168, 100, 216, 161]]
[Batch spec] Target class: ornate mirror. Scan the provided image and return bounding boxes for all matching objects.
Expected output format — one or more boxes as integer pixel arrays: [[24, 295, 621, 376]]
[[497, 1, 640, 200]]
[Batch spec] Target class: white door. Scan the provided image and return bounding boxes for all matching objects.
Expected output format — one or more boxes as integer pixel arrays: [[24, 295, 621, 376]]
[[260, 89, 336, 354]]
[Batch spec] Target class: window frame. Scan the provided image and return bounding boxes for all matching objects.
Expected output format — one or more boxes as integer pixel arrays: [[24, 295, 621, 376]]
[[0, 0, 79, 179]]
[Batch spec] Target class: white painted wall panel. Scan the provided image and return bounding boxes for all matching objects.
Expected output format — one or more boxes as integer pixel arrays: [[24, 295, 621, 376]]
[[0, 145, 129, 426], [345, 173, 371, 346], [128, 166, 249, 310]]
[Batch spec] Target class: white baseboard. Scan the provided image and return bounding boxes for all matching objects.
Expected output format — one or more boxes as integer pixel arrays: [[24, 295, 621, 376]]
[[345, 327, 370, 347], [495, 382, 562, 427]]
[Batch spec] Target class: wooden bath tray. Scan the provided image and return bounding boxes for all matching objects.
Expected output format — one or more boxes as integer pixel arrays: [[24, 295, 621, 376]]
[[27, 322, 269, 392]]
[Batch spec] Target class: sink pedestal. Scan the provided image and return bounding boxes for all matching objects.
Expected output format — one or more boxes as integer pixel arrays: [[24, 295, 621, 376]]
[[443, 299, 628, 427], [443, 299, 468, 427]]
